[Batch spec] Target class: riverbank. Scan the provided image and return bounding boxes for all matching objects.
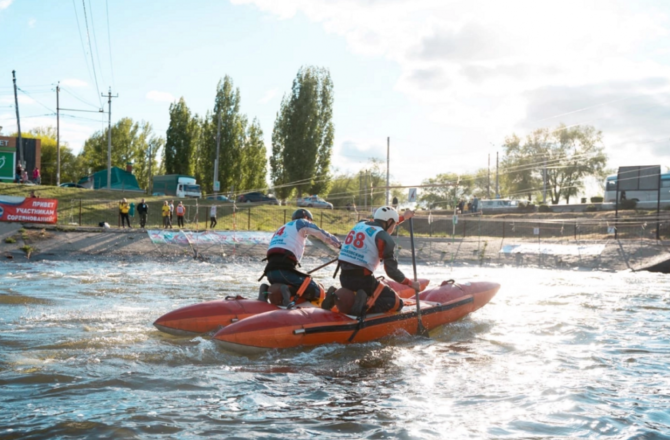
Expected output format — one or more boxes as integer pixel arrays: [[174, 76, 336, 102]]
[[1, 223, 668, 272]]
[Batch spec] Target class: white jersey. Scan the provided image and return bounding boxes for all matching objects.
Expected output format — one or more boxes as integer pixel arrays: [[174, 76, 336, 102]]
[[268, 219, 341, 262], [338, 222, 384, 273], [210, 205, 216, 217]]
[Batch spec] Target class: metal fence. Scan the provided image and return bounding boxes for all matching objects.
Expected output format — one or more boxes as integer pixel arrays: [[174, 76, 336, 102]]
[[55, 199, 670, 241]]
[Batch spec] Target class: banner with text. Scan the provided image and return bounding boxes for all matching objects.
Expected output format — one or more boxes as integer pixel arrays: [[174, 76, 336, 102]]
[[0, 196, 59, 224]]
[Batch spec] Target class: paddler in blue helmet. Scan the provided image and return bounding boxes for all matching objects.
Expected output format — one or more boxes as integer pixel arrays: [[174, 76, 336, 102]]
[[324, 205, 418, 316], [258, 208, 341, 306]]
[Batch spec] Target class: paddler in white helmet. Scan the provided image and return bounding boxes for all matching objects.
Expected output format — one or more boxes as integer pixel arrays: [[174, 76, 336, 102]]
[[324, 205, 418, 316]]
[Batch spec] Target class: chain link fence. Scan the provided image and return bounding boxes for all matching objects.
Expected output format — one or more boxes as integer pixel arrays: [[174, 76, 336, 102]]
[[55, 199, 670, 241]]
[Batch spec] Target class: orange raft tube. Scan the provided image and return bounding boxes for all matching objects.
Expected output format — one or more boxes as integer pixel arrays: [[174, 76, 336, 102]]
[[212, 280, 500, 355], [153, 279, 430, 336]]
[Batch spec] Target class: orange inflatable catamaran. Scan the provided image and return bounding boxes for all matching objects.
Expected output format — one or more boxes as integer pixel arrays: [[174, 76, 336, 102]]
[[212, 280, 499, 355], [153, 279, 430, 336]]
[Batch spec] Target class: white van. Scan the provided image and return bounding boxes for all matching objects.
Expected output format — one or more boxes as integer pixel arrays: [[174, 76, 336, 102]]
[[479, 199, 520, 213]]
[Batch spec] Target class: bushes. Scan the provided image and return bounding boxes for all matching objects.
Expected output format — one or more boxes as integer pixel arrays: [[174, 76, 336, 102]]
[[538, 204, 553, 213], [619, 199, 638, 210], [585, 204, 597, 212], [516, 202, 536, 213], [590, 196, 604, 203]]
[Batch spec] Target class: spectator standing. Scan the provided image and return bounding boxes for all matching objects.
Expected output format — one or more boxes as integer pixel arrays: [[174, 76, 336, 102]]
[[32, 168, 41, 184], [119, 198, 131, 228], [176, 201, 186, 228], [137, 199, 149, 229], [473, 196, 479, 213], [168, 200, 175, 226], [161, 201, 171, 229], [392, 196, 399, 210], [21, 169, 29, 184], [209, 204, 217, 229], [15, 163, 22, 183]]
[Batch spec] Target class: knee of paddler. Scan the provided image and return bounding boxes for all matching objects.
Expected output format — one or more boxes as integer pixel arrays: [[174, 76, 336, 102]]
[[266, 283, 321, 305], [267, 284, 294, 305], [330, 288, 368, 316]]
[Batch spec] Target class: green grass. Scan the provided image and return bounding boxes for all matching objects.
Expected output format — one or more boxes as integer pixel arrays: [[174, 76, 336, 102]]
[[4, 237, 16, 243], [0, 182, 364, 234], [2, 182, 667, 239]]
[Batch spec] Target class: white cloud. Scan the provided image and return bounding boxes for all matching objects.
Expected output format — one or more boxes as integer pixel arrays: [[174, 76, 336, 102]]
[[146, 91, 175, 103], [259, 88, 278, 104], [235, 0, 670, 172], [61, 78, 89, 88], [28, 18, 36, 28], [0, 0, 13, 10]]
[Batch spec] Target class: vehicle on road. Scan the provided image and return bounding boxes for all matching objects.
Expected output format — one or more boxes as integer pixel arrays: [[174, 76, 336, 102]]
[[479, 199, 523, 213], [152, 175, 202, 198], [297, 195, 333, 209], [604, 172, 670, 203], [205, 195, 232, 202], [237, 192, 279, 205]]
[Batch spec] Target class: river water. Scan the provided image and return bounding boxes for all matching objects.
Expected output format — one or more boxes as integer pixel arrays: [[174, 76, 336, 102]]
[[1, 259, 669, 439]]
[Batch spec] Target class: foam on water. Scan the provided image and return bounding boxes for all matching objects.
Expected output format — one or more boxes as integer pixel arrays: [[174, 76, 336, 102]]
[[1, 259, 669, 439]]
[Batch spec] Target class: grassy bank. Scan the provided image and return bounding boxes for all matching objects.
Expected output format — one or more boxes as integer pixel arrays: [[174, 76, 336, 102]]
[[2, 183, 668, 239]]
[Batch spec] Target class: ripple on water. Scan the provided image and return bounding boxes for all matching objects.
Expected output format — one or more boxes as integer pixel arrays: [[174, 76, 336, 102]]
[[0, 261, 669, 438]]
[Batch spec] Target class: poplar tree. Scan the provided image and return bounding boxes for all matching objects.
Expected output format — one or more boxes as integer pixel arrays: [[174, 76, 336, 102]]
[[202, 76, 248, 194], [242, 118, 267, 191], [271, 66, 335, 199], [164, 97, 198, 176]]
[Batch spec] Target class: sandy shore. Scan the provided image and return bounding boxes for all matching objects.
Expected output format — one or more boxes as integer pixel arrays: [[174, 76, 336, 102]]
[[1, 223, 669, 272]]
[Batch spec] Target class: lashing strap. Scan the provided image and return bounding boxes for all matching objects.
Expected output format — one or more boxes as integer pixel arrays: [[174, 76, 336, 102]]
[[365, 282, 386, 310], [295, 276, 312, 298]]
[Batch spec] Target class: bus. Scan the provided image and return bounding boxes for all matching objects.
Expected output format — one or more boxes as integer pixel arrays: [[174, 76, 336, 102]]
[[604, 172, 670, 203]]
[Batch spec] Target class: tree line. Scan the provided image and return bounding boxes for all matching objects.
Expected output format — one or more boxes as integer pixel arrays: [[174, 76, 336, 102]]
[[15, 66, 335, 197], [14, 69, 609, 208], [417, 124, 608, 209]]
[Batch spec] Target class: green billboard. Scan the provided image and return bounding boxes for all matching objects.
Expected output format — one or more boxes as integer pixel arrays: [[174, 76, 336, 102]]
[[0, 147, 16, 182]]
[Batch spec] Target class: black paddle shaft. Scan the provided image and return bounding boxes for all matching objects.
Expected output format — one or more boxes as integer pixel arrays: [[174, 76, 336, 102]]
[[307, 257, 339, 275], [408, 218, 429, 337]]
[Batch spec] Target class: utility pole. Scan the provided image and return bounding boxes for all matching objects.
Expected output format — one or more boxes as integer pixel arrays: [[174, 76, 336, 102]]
[[148, 141, 153, 195], [495, 151, 499, 198], [364, 170, 368, 210], [544, 166, 547, 203], [213, 107, 221, 194], [487, 153, 491, 198], [386, 137, 390, 205], [102, 87, 118, 189], [12, 70, 24, 168], [56, 82, 60, 186]]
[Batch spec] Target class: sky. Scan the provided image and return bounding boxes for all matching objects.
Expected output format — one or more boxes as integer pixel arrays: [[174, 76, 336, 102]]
[[2, 0, 670, 193]]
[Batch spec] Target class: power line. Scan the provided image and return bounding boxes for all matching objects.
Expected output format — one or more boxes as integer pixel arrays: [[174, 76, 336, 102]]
[[0, 113, 53, 121], [60, 113, 106, 123], [86, 0, 107, 86], [105, 0, 116, 89], [80, 0, 103, 107], [17, 88, 56, 113], [61, 86, 100, 109], [71, 0, 99, 107]]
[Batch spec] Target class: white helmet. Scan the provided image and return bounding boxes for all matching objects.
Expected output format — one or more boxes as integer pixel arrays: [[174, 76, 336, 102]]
[[374, 206, 399, 224]]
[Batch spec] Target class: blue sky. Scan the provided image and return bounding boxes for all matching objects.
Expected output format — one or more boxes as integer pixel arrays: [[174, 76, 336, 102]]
[[2, 0, 670, 191]]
